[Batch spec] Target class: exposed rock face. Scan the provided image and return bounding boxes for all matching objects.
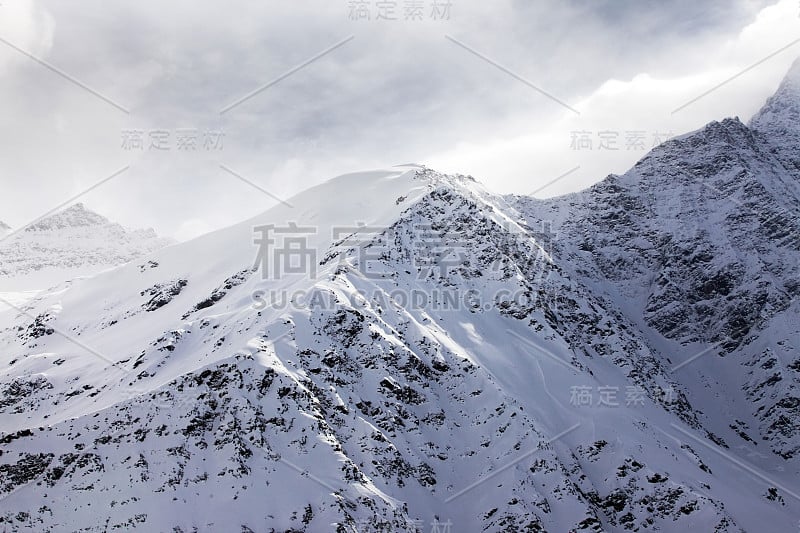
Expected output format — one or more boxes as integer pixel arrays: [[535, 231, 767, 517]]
[[750, 57, 800, 173], [512, 61, 800, 466], [0, 65, 799, 532]]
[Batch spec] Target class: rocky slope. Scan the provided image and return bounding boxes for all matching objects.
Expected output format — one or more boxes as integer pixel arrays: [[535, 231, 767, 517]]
[[0, 66, 799, 532], [510, 61, 800, 467], [750, 57, 800, 173]]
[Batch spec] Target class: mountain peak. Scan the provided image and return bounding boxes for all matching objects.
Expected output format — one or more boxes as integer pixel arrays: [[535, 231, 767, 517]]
[[1, 203, 173, 291], [787, 55, 800, 81], [771, 56, 800, 96], [25, 203, 110, 232], [746, 57, 800, 171], [749, 57, 800, 134]]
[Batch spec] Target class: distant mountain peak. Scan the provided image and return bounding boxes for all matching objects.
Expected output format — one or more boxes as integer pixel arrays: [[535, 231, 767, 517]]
[[25, 202, 110, 232], [0, 203, 173, 291]]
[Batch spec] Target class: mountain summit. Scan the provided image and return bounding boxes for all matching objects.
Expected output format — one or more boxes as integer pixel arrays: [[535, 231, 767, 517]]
[[749, 58, 800, 171], [24, 202, 111, 232], [0, 203, 172, 292], [0, 69, 799, 531], [750, 57, 800, 129]]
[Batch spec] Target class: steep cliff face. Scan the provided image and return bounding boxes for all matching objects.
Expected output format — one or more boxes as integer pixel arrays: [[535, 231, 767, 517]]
[[518, 116, 800, 350], [512, 61, 800, 465], [0, 65, 799, 532]]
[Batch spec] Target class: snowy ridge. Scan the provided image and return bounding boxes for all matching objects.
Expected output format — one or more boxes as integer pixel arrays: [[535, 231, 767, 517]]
[[750, 57, 800, 173], [513, 61, 800, 473], [0, 203, 173, 292], [23, 203, 110, 232], [1, 67, 800, 531]]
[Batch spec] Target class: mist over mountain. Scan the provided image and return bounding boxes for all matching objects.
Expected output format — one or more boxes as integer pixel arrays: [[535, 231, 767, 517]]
[[0, 60, 799, 533], [0, 203, 173, 292]]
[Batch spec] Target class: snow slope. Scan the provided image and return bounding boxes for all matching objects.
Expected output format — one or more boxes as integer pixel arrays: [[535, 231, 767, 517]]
[[1, 68, 800, 532]]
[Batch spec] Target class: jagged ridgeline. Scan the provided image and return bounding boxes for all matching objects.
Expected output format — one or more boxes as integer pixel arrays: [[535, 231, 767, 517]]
[[1, 62, 800, 532], [0, 203, 172, 292]]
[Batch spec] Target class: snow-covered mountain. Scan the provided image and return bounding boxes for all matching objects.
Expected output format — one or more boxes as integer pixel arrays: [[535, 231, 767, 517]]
[[511, 59, 800, 466], [750, 57, 800, 174], [0, 65, 799, 532], [0, 203, 173, 292]]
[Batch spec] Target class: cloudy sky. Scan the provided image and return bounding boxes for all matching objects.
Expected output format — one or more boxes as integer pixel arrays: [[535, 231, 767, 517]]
[[1, 0, 799, 240]]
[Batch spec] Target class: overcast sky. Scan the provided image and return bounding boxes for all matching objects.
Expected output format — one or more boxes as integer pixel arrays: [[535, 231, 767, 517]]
[[1, 0, 799, 240]]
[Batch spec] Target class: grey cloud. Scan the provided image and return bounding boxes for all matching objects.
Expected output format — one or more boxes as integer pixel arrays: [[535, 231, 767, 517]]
[[0, 0, 788, 239]]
